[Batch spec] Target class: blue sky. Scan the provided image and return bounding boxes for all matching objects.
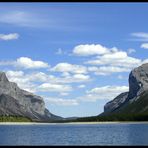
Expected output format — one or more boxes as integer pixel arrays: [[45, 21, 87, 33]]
[[1, 2, 148, 117]]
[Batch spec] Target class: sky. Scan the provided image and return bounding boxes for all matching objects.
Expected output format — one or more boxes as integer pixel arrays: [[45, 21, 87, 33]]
[[1, 2, 148, 118]]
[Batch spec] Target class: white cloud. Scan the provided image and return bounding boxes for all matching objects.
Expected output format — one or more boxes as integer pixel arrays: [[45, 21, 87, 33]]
[[30, 71, 90, 84], [73, 74, 90, 81], [6, 70, 91, 94], [88, 66, 130, 75], [130, 32, 148, 41], [0, 61, 15, 66], [127, 48, 136, 54], [79, 85, 129, 102], [131, 32, 148, 38], [28, 72, 49, 82], [102, 51, 127, 59], [51, 62, 87, 74], [0, 33, 19, 40], [55, 48, 67, 55], [76, 44, 147, 75], [5, 69, 91, 101], [15, 57, 49, 69], [141, 43, 148, 49], [45, 97, 79, 106], [0, 57, 49, 69], [0, 11, 49, 28], [73, 44, 110, 56], [86, 51, 141, 68], [117, 75, 124, 80], [52, 73, 91, 83], [6, 70, 76, 93], [61, 72, 70, 77], [86, 50, 142, 75], [87, 85, 128, 94], [6, 70, 24, 77], [60, 92, 69, 96], [38, 83, 72, 92], [78, 84, 86, 88], [71, 43, 144, 76], [6, 70, 37, 93]]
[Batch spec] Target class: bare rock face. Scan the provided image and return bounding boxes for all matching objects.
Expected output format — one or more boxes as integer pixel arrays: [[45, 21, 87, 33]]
[[104, 92, 128, 113], [103, 63, 148, 114], [128, 64, 148, 101], [0, 72, 62, 122]]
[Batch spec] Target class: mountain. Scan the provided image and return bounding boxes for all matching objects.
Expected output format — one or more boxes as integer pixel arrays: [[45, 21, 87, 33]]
[[102, 63, 148, 117], [0, 72, 62, 122], [69, 63, 148, 122]]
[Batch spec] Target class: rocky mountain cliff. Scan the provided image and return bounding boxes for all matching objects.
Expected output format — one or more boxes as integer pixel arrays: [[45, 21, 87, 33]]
[[103, 63, 148, 115], [0, 72, 62, 122]]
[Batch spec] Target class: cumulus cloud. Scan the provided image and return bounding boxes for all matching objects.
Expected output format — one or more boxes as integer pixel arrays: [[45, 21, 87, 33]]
[[53, 74, 91, 83], [73, 74, 90, 81], [6, 70, 24, 77], [60, 93, 69, 96], [38, 83, 72, 92], [0, 57, 49, 69], [44, 85, 129, 105], [6, 70, 91, 95], [141, 43, 148, 49], [85, 51, 141, 67], [127, 48, 136, 54], [79, 85, 129, 102], [30, 72, 91, 84], [78, 84, 86, 88], [6, 70, 75, 93], [73, 44, 110, 56], [27, 72, 50, 82], [71, 44, 143, 75], [71, 44, 145, 75], [85, 48, 144, 75], [6, 70, 37, 93], [0, 33, 19, 40], [51, 62, 87, 74], [86, 51, 141, 68], [45, 97, 79, 106], [15, 57, 49, 69], [88, 66, 130, 75], [29, 71, 90, 84]]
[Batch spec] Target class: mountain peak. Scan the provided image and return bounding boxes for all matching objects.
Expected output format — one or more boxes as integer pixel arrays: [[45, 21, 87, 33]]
[[0, 71, 62, 122], [0, 72, 8, 82], [103, 63, 148, 115]]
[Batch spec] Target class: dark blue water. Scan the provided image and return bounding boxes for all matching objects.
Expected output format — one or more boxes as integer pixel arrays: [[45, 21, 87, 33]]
[[0, 123, 148, 145]]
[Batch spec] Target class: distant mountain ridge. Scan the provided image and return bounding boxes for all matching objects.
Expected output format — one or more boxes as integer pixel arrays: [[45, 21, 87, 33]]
[[0, 72, 62, 122]]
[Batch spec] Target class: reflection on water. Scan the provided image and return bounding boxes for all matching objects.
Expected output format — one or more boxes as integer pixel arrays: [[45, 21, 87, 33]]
[[0, 123, 148, 145]]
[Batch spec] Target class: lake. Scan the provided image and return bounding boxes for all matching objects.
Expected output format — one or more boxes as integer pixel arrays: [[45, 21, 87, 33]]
[[0, 123, 148, 145]]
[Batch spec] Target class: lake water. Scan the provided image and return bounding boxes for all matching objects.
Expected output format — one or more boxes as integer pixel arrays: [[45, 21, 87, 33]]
[[0, 123, 148, 145]]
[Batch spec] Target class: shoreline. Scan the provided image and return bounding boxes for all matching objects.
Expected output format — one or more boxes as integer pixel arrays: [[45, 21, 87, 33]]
[[0, 121, 148, 125]]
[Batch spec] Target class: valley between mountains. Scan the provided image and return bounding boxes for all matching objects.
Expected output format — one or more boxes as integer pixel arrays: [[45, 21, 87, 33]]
[[1, 63, 148, 122]]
